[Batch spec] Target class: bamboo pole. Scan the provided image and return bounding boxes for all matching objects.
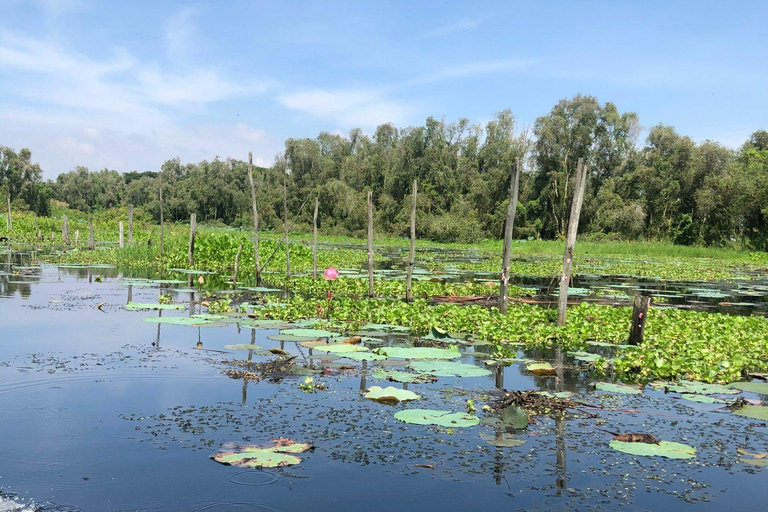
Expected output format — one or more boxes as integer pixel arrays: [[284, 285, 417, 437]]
[[88, 218, 95, 250], [128, 204, 133, 245], [158, 171, 164, 253], [188, 213, 197, 267], [313, 197, 318, 280], [283, 172, 290, 280], [233, 241, 243, 289], [406, 180, 417, 302], [556, 158, 587, 326], [246, 153, 262, 286], [499, 158, 522, 314], [367, 191, 374, 297], [119, 221, 124, 248]]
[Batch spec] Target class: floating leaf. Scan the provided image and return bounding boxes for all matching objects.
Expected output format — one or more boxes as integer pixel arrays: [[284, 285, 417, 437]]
[[364, 386, 421, 403], [224, 344, 263, 351], [409, 360, 491, 377], [213, 439, 311, 468], [526, 362, 556, 375], [371, 370, 435, 383], [244, 319, 290, 329], [479, 432, 526, 447], [342, 352, 388, 361], [239, 286, 281, 293], [193, 313, 230, 320], [300, 341, 369, 353], [281, 328, 339, 338], [360, 323, 410, 333], [679, 393, 725, 404], [595, 382, 642, 395], [733, 405, 768, 421], [730, 381, 768, 395], [568, 351, 601, 362], [268, 334, 314, 342], [394, 409, 479, 427], [126, 302, 185, 311], [142, 316, 213, 326], [373, 346, 460, 360], [655, 380, 740, 395], [609, 440, 696, 459], [500, 406, 530, 429]]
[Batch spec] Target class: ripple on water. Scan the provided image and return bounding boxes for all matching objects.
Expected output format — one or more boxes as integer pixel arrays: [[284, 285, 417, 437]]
[[225, 469, 281, 487], [192, 503, 282, 512]]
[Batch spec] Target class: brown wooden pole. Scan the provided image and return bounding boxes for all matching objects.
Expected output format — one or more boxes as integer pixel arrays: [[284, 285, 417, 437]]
[[246, 152, 262, 286], [313, 197, 319, 280], [367, 191, 374, 298], [233, 241, 243, 289], [499, 157, 522, 314], [556, 157, 587, 326], [158, 171, 164, 253], [88, 218, 95, 250], [283, 172, 290, 280], [629, 295, 650, 345], [188, 213, 197, 267], [406, 180, 417, 302], [128, 204, 133, 245]]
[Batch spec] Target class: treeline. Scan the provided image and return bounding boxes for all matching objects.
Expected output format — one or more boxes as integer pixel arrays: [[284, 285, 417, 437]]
[[4, 95, 768, 249]]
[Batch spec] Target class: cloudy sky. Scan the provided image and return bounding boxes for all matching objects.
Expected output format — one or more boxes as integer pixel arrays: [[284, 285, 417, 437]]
[[1, 0, 766, 177]]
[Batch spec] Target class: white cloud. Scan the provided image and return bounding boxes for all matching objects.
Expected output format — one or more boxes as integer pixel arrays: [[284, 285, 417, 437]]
[[277, 88, 414, 127], [165, 7, 198, 60], [407, 58, 535, 86], [423, 17, 483, 38]]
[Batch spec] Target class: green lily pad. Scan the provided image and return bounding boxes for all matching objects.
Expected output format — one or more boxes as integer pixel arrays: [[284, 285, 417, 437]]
[[360, 323, 410, 333], [244, 319, 291, 329], [409, 360, 491, 377], [364, 386, 421, 403], [224, 344, 263, 351], [596, 382, 643, 395], [526, 362, 556, 375], [170, 268, 217, 275], [609, 440, 696, 459], [193, 313, 230, 320], [679, 393, 725, 403], [213, 440, 311, 468], [373, 346, 460, 360], [239, 286, 281, 292], [342, 352, 388, 361], [126, 302, 185, 311], [281, 328, 339, 338], [656, 380, 740, 395], [730, 381, 768, 395], [142, 316, 213, 326], [371, 370, 435, 383], [421, 326, 452, 340], [568, 351, 601, 363], [305, 342, 369, 354], [268, 334, 315, 342], [394, 409, 479, 427], [733, 405, 768, 421], [479, 432, 527, 447]]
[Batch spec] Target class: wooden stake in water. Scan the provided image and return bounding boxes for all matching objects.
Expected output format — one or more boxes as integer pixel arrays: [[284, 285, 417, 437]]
[[62, 214, 70, 245], [88, 218, 95, 250], [556, 158, 587, 326], [233, 241, 243, 289], [128, 204, 133, 245], [6, 194, 11, 232], [158, 171, 164, 253], [188, 213, 197, 267], [119, 221, 124, 248], [246, 152, 262, 286], [629, 295, 650, 345], [283, 173, 290, 280], [406, 180, 417, 302], [499, 158, 522, 314], [313, 196, 319, 280], [367, 191, 374, 298]]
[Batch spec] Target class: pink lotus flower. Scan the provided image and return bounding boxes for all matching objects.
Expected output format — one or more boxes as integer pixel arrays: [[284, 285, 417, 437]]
[[323, 267, 339, 281]]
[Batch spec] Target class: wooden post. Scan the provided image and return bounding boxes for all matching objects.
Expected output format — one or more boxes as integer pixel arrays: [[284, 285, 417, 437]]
[[232, 241, 243, 289], [367, 190, 374, 298], [88, 218, 95, 250], [188, 213, 197, 267], [158, 171, 164, 253], [33, 214, 38, 235], [283, 172, 290, 280], [62, 214, 70, 244], [313, 196, 318, 280], [128, 204, 133, 245], [74, 230, 79, 247], [6, 194, 11, 232], [499, 158, 522, 314], [556, 158, 587, 326], [629, 295, 650, 345], [406, 180, 417, 302], [119, 221, 124, 248], [246, 153, 262, 286]]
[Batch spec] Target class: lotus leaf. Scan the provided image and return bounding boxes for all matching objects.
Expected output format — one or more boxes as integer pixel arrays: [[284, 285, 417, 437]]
[[213, 439, 311, 468], [364, 386, 421, 403], [568, 351, 601, 362], [730, 381, 768, 395], [342, 352, 388, 361], [224, 344, 262, 351], [126, 302, 185, 311], [142, 316, 214, 326], [609, 440, 696, 459], [281, 328, 339, 338], [679, 393, 725, 404], [733, 405, 768, 421], [373, 346, 460, 360], [394, 409, 479, 427], [409, 360, 491, 377], [595, 382, 643, 395], [371, 370, 435, 383], [526, 362, 556, 375]]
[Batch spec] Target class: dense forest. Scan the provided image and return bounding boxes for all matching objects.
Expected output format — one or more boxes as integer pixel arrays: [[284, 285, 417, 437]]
[[2, 95, 767, 249]]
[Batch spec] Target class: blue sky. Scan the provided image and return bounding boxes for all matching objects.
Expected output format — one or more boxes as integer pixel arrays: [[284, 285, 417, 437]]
[[1, 0, 766, 177]]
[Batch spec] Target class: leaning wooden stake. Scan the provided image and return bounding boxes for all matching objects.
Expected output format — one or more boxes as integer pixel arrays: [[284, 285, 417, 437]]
[[119, 221, 124, 248], [232, 241, 243, 289], [246, 152, 262, 285], [556, 158, 587, 326], [628, 295, 650, 345], [6, 194, 11, 232], [406, 180, 417, 302], [367, 191, 374, 297], [88, 218, 95, 250], [62, 214, 70, 245], [128, 204, 134, 245], [499, 158, 522, 314], [188, 213, 197, 267], [313, 197, 319, 280], [283, 173, 290, 280], [158, 171, 164, 253]]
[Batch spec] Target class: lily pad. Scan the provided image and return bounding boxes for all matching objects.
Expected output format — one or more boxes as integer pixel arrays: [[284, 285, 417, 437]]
[[656, 380, 740, 395], [142, 316, 213, 326], [679, 393, 725, 404], [360, 323, 410, 333], [394, 409, 479, 428], [733, 405, 768, 421], [526, 362, 556, 375], [568, 351, 601, 363], [213, 439, 311, 468], [281, 328, 339, 338], [268, 334, 315, 342], [595, 382, 643, 395], [371, 370, 435, 383], [364, 386, 421, 403], [126, 302, 185, 311], [224, 344, 263, 351], [479, 432, 526, 447], [373, 346, 460, 360], [609, 440, 696, 460], [239, 286, 281, 292], [342, 352, 388, 362], [730, 381, 768, 395], [244, 319, 290, 329], [409, 360, 491, 377]]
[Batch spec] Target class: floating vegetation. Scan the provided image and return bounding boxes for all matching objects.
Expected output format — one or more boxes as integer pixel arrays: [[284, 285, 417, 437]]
[[595, 382, 643, 395], [526, 361, 556, 375], [732, 405, 768, 421], [730, 381, 768, 395], [609, 440, 696, 460], [394, 409, 479, 427], [373, 345, 460, 360], [409, 360, 492, 377], [223, 344, 262, 351], [364, 386, 421, 403], [371, 370, 438, 383], [213, 438, 312, 468], [125, 302, 185, 311], [142, 316, 214, 326]]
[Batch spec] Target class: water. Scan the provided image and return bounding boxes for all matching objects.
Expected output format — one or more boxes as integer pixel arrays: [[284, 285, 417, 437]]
[[1, 254, 767, 511]]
